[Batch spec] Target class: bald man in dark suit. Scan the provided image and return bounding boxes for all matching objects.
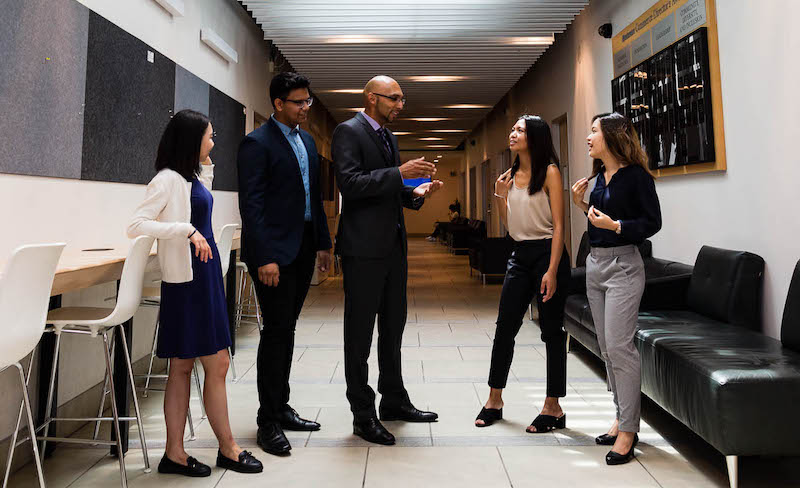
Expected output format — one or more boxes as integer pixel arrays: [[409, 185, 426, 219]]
[[332, 75, 444, 445]]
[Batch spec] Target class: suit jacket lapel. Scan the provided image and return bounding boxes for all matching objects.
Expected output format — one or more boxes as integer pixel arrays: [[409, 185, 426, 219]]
[[386, 129, 400, 167], [268, 118, 300, 167], [268, 117, 304, 188], [355, 112, 393, 165]]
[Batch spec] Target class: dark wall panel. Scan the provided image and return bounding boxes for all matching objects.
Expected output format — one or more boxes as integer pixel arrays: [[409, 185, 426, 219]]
[[175, 65, 209, 115], [0, 0, 88, 178], [208, 87, 245, 191], [81, 12, 175, 185]]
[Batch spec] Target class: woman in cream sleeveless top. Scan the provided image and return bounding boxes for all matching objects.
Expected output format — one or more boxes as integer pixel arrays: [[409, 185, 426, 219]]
[[474, 115, 572, 436], [506, 177, 553, 241]]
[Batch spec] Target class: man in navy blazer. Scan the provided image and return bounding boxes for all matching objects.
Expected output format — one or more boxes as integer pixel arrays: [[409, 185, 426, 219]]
[[237, 72, 332, 456]]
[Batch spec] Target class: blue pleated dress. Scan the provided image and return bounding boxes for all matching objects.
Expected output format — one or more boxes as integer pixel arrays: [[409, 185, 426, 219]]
[[157, 179, 232, 359]]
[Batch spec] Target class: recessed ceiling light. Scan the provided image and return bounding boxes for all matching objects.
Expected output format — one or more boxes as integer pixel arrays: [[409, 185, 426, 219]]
[[430, 129, 469, 133], [392, 132, 413, 135], [442, 104, 491, 109], [406, 117, 451, 122], [507, 36, 555, 46], [326, 35, 383, 44], [322, 89, 363, 94], [340, 107, 365, 112], [434, 160, 440, 163], [437, 155, 443, 158], [407, 76, 467, 82], [419, 137, 445, 141]]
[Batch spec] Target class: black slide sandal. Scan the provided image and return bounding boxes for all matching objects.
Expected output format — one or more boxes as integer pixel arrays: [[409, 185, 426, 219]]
[[475, 407, 503, 427], [527, 413, 566, 433]]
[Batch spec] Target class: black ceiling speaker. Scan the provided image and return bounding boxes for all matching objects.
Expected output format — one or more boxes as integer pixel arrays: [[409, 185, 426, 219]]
[[598, 23, 613, 39]]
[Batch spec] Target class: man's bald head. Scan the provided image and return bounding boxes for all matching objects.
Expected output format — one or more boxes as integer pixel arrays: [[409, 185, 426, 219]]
[[363, 75, 405, 125], [363, 76, 399, 101]]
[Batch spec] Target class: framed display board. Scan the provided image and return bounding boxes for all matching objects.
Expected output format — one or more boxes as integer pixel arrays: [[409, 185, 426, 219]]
[[612, 0, 726, 177]]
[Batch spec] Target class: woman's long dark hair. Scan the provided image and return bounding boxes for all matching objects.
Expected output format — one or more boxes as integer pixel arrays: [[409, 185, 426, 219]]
[[510, 115, 559, 195], [590, 112, 653, 179], [155, 109, 211, 181]]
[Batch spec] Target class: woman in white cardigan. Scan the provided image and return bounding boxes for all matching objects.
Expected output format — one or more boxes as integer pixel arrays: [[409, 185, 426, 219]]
[[128, 110, 261, 477]]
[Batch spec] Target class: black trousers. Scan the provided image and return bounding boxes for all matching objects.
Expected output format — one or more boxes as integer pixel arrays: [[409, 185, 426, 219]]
[[342, 238, 409, 420], [488, 239, 571, 397], [250, 222, 317, 426]]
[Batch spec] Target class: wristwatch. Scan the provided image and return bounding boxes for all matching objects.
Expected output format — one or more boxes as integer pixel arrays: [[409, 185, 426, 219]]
[[614, 221, 622, 235]]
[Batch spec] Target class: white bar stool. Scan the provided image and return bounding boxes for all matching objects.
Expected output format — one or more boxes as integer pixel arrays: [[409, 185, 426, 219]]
[[235, 261, 262, 331], [41, 236, 155, 488], [1, 243, 65, 488], [217, 224, 241, 381]]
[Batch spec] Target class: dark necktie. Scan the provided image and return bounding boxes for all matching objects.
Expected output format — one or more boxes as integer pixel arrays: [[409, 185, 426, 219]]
[[377, 127, 393, 158]]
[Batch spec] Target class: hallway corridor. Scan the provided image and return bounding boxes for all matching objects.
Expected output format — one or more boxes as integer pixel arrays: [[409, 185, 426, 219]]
[[8, 240, 794, 487]]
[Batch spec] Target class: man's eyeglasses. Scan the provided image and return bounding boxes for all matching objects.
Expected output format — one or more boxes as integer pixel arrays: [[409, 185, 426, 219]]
[[283, 97, 314, 107], [373, 93, 407, 105]]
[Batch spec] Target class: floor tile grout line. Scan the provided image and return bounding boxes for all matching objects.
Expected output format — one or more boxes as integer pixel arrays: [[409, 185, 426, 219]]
[[237, 361, 257, 383], [305, 407, 322, 447], [471, 382, 483, 405], [296, 346, 309, 362], [64, 452, 108, 488], [328, 361, 339, 384], [213, 468, 229, 487], [361, 447, 371, 488], [636, 456, 665, 488], [496, 446, 515, 488]]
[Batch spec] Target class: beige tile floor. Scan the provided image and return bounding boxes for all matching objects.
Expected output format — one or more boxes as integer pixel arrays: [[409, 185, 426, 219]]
[[8, 239, 800, 487]]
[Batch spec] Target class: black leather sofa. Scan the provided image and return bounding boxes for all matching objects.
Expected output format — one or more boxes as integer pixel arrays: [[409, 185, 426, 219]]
[[446, 219, 486, 254], [565, 243, 800, 487], [468, 236, 514, 284]]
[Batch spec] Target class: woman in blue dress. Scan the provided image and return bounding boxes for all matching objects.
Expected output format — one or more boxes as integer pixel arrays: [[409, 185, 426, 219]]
[[129, 110, 261, 477]]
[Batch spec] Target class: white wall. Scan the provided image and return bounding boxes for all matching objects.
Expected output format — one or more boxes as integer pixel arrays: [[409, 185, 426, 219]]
[[464, 0, 800, 338], [400, 151, 464, 235], [0, 0, 272, 443], [0, 0, 271, 260]]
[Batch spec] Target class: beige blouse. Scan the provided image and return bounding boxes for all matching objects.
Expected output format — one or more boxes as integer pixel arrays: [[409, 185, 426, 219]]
[[506, 177, 553, 241]]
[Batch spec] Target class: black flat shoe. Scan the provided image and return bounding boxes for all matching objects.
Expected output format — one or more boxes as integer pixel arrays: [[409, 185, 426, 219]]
[[379, 403, 438, 423], [353, 417, 395, 445], [217, 450, 263, 473], [279, 406, 321, 431], [157, 455, 211, 477], [257, 424, 292, 456], [605, 434, 639, 466], [527, 413, 566, 433], [474, 407, 503, 427], [595, 433, 617, 446]]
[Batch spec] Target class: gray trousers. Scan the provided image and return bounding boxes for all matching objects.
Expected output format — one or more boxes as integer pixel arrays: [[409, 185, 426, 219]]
[[586, 245, 645, 433]]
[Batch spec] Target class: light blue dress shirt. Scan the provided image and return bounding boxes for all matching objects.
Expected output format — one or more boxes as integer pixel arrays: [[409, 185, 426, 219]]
[[273, 116, 312, 221]]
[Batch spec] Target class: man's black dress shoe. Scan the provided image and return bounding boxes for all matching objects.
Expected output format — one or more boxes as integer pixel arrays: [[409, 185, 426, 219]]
[[279, 406, 321, 431], [157, 455, 211, 477], [353, 417, 395, 445], [379, 403, 438, 423], [216, 450, 263, 473], [257, 424, 292, 456], [605, 434, 639, 466]]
